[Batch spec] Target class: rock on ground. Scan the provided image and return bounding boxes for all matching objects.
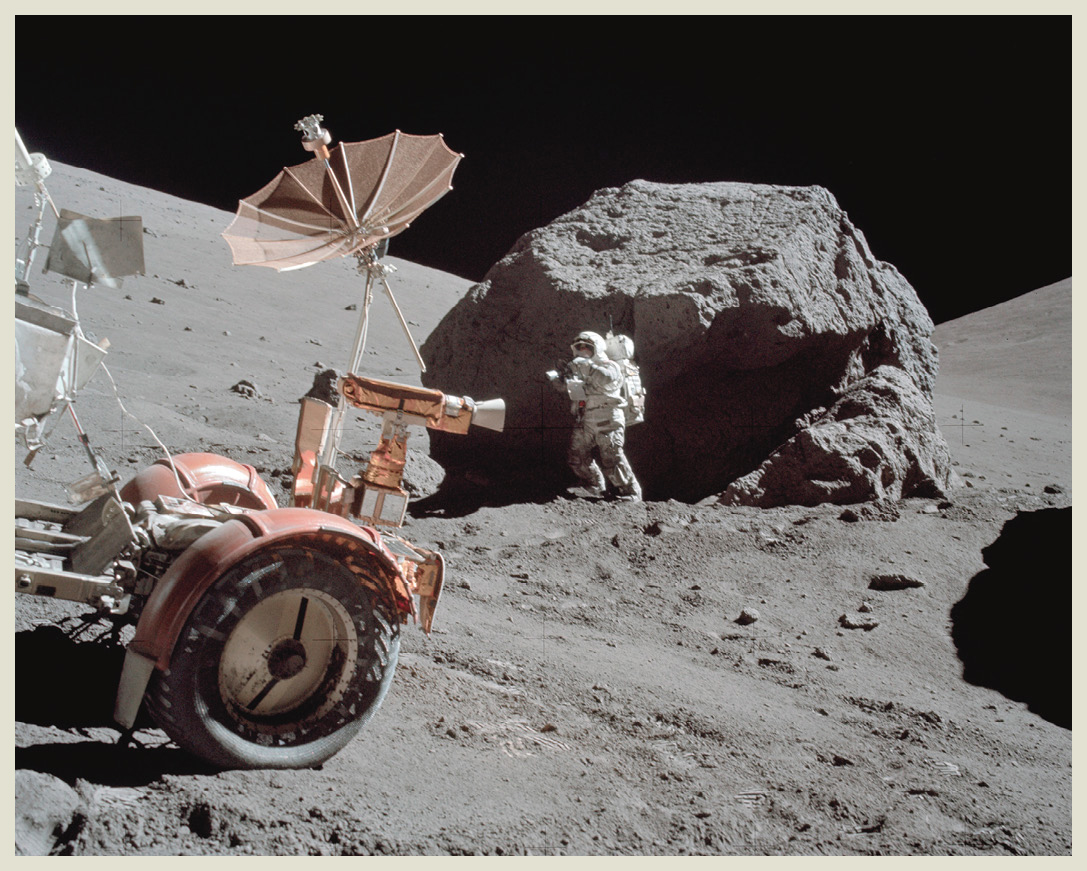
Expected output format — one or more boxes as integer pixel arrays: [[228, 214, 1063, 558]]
[[14, 770, 83, 855], [421, 180, 952, 505]]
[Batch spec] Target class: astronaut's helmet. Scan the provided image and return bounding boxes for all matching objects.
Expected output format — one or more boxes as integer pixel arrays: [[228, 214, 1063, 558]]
[[571, 331, 607, 359]]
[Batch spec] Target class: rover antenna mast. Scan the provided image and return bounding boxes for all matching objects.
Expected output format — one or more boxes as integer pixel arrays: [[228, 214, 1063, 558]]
[[15, 127, 60, 292]]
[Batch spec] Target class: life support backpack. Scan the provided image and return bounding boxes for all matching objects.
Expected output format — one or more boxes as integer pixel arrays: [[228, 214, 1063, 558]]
[[605, 332, 646, 426]]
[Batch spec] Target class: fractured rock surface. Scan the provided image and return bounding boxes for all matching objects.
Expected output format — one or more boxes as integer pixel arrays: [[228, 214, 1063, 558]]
[[421, 179, 953, 505], [14, 770, 82, 855]]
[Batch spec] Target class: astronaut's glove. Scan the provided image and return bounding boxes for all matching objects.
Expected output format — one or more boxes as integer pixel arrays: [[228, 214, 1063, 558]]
[[546, 369, 561, 382], [568, 357, 593, 376]]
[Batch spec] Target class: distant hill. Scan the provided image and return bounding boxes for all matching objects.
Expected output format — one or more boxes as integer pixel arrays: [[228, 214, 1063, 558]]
[[933, 278, 1071, 418]]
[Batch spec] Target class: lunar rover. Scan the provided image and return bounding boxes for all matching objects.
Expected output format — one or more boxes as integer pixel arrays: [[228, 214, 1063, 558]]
[[14, 121, 502, 769]]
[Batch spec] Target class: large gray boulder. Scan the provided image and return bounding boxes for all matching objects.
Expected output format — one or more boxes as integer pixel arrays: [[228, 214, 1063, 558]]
[[421, 180, 954, 506]]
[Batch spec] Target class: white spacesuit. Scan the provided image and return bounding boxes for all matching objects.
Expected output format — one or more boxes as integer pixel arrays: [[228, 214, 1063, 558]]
[[548, 331, 642, 502]]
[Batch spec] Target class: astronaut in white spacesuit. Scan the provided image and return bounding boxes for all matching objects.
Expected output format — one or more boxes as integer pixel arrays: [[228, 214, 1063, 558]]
[[547, 331, 642, 502]]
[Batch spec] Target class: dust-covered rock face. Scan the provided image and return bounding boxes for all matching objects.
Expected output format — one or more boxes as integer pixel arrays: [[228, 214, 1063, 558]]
[[421, 180, 953, 505], [721, 365, 954, 507]]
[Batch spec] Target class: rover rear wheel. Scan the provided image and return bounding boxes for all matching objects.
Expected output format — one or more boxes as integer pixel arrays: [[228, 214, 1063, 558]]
[[145, 543, 399, 769]]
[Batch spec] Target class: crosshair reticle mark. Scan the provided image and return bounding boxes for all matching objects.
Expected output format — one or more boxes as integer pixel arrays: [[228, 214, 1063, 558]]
[[939, 402, 985, 445]]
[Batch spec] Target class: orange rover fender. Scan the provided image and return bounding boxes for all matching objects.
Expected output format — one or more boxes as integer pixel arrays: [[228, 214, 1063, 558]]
[[119, 452, 278, 511], [129, 507, 410, 669], [114, 507, 413, 731]]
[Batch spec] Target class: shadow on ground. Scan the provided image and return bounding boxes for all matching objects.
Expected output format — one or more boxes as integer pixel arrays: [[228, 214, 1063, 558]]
[[16, 742, 216, 787], [410, 467, 570, 519], [15, 625, 224, 784], [951, 507, 1071, 729], [15, 624, 134, 730]]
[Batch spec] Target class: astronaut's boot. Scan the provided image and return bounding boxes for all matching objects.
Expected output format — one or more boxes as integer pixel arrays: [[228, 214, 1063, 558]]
[[567, 466, 606, 499], [567, 483, 606, 499]]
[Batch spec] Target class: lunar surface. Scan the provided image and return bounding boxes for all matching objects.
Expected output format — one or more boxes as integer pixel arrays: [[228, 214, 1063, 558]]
[[13, 164, 1072, 855]]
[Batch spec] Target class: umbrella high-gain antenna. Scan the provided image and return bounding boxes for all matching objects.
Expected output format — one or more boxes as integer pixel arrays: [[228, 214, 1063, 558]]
[[294, 116, 427, 505], [294, 115, 428, 374], [222, 116, 463, 511]]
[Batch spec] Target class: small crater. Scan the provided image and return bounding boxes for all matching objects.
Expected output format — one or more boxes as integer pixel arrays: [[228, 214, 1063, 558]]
[[187, 802, 215, 838]]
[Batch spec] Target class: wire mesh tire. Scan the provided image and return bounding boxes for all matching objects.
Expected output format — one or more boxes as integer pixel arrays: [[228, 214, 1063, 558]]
[[144, 543, 400, 770]]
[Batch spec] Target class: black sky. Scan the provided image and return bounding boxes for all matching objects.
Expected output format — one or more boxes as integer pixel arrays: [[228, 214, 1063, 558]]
[[15, 15, 1070, 324]]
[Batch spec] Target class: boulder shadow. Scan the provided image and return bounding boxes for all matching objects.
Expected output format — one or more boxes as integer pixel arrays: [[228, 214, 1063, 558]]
[[409, 467, 569, 519], [950, 507, 1071, 729]]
